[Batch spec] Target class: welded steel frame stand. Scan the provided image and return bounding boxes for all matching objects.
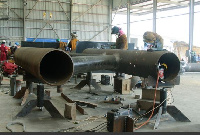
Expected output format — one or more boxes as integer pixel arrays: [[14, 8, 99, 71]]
[[16, 83, 64, 118], [10, 76, 16, 96], [153, 88, 190, 129], [26, 81, 33, 93], [74, 72, 101, 92]]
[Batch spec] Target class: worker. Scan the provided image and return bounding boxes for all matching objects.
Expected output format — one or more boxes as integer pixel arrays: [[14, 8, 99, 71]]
[[10, 42, 20, 55], [68, 32, 79, 52], [0, 40, 8, 62], [143, 31, 163, 50], [111, 26, 128, 50], [111, 26, 128, 78], [56, 39, 67, 51]]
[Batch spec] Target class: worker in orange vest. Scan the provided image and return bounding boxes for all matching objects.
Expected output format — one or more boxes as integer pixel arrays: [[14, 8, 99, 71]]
[[68, 32, 79, 52]]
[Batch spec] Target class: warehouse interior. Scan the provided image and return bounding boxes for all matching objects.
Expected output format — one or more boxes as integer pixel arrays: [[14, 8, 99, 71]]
[[0, 0, 200, 132]]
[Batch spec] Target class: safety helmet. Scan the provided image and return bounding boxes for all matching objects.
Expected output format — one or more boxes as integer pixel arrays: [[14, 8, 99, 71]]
[[15, 42, 19, 46], [111, 26, 120, 34], [56, 39, 60, 42], [2, 40, 6, 43]]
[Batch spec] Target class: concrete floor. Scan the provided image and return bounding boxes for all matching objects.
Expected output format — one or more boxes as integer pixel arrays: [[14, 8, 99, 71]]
[[0, 72, 200, 132]]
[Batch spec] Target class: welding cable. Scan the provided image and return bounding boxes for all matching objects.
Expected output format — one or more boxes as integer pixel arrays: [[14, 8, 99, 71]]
[[133, 95, 168, 122], [133, 71, 160, 131], [6, 122, 26, 132], [75, 115, 104, 130], [95, 123, 107, 132], [133, 88, 172, 122], [87, 122, 107, 132]]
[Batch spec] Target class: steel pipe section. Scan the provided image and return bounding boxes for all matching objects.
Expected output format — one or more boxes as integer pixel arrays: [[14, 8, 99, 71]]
[[83, 49, 180, 81], [14, 47, 73, 86], [72, 55, 118, 74], [184, 63, 200, 72]]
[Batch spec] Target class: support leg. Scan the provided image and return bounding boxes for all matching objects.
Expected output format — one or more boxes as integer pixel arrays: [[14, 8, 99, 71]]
[[10, 76, 16, 96], [57, 85, 63, 93], [74, 72, 101, 91]]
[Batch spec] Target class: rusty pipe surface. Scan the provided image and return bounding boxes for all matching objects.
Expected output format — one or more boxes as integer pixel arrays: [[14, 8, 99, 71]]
[[72, 55, 118, 74], [83, 49, 180, 81], [14, 47, 73, 86]]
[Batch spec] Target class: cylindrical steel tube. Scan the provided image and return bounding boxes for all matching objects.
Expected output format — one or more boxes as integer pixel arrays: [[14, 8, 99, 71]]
[[14, 47, 73, 86], [14, 48, 180, 86], [83, 49, 180, 81], [72, 55, 118, 74], [184, 63, 200, 72]]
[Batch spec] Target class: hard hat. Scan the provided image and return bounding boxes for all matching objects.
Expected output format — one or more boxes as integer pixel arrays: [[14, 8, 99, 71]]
[[15, 42, 19, 46], [2, 40, 6, 43], [111, 26, 120, 34], [56, 39, 60, 42]]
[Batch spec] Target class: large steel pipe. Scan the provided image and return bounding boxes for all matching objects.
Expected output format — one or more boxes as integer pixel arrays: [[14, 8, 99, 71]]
[[184, 63, 200, 72], [83, 49, 180, 81], [72, 55, 118, 74], [14, 47, 73, 86]]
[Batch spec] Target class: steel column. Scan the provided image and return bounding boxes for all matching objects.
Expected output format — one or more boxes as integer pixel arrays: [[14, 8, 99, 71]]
[[189, 0, 194, 63], [23, 0, 26, 41], [70, 0, 73, 35], [108, 0, 113, 42], [153, 0, 157, 32], [127, 0, 131, 43]]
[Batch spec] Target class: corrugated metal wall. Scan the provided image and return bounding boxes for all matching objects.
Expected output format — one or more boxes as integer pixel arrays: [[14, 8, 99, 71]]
[[72, 0, 110, 41], [25, 0, 71, 40], [0, 0, 23, 43], [0, 0, 111, 43]]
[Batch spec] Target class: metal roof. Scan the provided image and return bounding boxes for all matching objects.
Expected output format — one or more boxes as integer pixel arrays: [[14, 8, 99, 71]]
[[114, 0, 200, 15]]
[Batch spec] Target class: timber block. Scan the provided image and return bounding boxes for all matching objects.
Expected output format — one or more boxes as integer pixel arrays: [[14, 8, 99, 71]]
[[64, 103, 76, 120], [142, 88, 160, 101], [114, 78, 131, 94], [137, 99, 159, 111]]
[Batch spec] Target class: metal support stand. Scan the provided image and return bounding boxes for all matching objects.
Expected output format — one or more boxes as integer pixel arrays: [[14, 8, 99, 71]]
[[152, 88, 190, 129], [26, 81, 33, 93], [10, 76, 16, 96], [16, 83, 64, 118], [160, 88, 167, 114], [74, 72, 101, 91], [74, 75, 77, 84], [57, 85, 63, 93]]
